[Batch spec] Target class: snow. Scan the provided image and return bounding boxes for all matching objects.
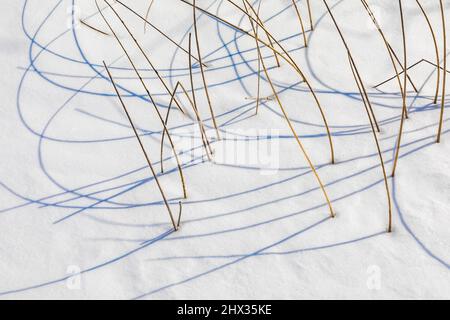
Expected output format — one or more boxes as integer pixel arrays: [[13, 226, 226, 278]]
[[0, 0, 448, 299]]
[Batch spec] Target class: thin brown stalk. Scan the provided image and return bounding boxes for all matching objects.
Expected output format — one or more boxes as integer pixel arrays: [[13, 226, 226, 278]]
[[80, 19, 109, 36], [255, 37, 262, 114], [416, 0, 440, 104], [374, 58, 423, 88], [361, 0, 404, 111], [241, 0, 336, 163], [322, 0, 381, 133], [188, 33, 213, 160], [437, 0, 447, 143], [249, 0, 262, 114], [251, 2, 281, 67], [267, 37, 281, 67], [182, 1, 280, 60], [306, 0, 314, 31], [181, 1, 291, 72], [114, 0, 206, 68], [104, 0, 185, 115], [160, 86, 177, 174], [182, 0, 336, 163], [387, 43, 418, 95], [160, 81, 196, 174], [375, 58, 450, 94], [177, 201, 183, 228], [243, 0, 335, 219], [347, 53, 392, 233], [193, 0, 221, 140], [421, 58, 450, 74], [292, 0, 308, 48], [391, 0, 408, 177], [103, 62, 178, 231], [98, 0, 187, 199]]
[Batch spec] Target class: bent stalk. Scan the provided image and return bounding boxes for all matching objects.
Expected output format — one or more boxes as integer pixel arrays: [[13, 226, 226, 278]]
[[99, 0, 187, 199], [437, 0, 447, 143], [347, 54, 392, 233], [416, 0, 440, 104], [243, 0, 335, 219], [193, 0, 221, 140], [103, 62, 178, 231], [391, 0, 408, 177]]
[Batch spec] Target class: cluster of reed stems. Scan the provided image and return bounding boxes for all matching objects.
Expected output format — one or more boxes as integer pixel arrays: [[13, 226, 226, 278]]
[[97, 0, 220, 231], [361, 0, 406, 114], [322, 0, 392, 232], [98, 0, 187, 200], [242, 0, 335, 218], [114, 0, 205, 67], [368, 0, 446, 147], [103, 62, 181, 231], [247, 1, 280, 67], [182, 0, 336, 165], [364, 0, 447, 177], [94, 0, 449, 234], [188, 32, 214, 160]]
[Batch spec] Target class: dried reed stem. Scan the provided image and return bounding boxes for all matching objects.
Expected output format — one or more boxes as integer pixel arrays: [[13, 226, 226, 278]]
[[361, 0, 417, 123], [114, 0, 206, 67], [243, 0, 335, 219], [347, 53, 392, 233], [306, 0, 314, 31], [419, 59, 450, 74], [251, 1, 281, 67], [181, 1, 289, 72], [387, 43, 418, 96], [248, 0, 263, 114], [188, 33, 213, 160], [99, 0, 187, 199], [437, 0, 447, 143], [322, 0, 380, 133], [255, 1, 263, 114], [103, 62, 178, 231], [160, 81, 196, 175], [177, 201, 183, 228], [416, 0, 440, 104], [182, 0, 335, 163], [361, 0, 404, 109], [241, 0, 336, 163], [193, 0, 221, 140], [160, 88, 176, 175], [292, 0, 308, 48], [104, 0, 186, 115], [374, 58, 421, 88], [391, 0, 408, 177], [80, 19, 109, 35]]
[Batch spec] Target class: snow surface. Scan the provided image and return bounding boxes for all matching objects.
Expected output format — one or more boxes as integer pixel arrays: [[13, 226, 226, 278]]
[[0, 0, 449, 299]]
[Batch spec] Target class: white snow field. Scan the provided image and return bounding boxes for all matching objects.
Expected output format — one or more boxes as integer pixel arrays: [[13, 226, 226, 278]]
[[0, 0, 449, 299]]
